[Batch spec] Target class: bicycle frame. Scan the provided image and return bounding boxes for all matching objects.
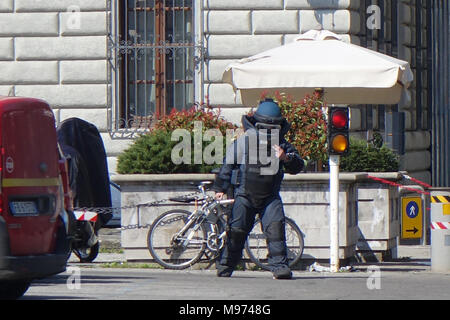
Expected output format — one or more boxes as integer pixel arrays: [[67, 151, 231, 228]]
[[172, 182, 234, 252], [147, 181, 303, 270]]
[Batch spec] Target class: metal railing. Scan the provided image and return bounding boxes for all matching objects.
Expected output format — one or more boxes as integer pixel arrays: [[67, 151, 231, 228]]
[[107, 0, 205, 138]]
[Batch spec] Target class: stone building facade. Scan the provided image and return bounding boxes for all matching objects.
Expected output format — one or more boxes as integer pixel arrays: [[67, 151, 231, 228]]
[[0, 0, 448, 186]]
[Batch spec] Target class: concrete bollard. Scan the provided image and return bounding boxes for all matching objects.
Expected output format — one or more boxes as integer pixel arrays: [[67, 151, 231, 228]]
[[430, 188, 450, 272]]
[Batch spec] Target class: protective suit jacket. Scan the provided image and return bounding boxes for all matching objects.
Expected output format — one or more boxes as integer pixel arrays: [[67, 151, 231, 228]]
[[212, 114, 304, 271], [213, 114, 304, 203]]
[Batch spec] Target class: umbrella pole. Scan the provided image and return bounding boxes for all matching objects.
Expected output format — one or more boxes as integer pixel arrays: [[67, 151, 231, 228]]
[[329, 155, 340, 272]]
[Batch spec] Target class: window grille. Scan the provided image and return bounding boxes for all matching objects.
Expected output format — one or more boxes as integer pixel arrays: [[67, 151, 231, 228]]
[[357, 0, 431, 133], [430, 0, 450, 186], [108, 0, 204, 137]]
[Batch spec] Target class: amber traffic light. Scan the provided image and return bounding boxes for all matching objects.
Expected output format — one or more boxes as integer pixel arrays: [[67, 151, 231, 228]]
[[328, 107, 349, 155]]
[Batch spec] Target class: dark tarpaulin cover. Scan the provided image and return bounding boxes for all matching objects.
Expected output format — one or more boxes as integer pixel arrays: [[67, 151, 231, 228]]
[[57, 118, 112, 229]]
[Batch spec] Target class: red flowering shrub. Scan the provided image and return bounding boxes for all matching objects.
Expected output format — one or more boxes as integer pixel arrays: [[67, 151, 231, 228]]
[[261, 91, 328, 164], [154, 104, 236, 136]]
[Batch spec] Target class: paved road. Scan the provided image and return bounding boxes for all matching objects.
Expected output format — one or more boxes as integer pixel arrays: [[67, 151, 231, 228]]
[[23, 228, 449, 305], [22, 261, 450, 301]]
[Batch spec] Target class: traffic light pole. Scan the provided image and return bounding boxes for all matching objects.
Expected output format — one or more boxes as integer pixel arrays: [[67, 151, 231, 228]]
[[327, 105, 349, 272], [329, 154, 340, 272]]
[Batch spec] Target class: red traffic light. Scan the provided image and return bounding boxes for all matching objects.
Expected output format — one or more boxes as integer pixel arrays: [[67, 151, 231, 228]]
[[331, 109, 348, 129], [328, 107, 349, 155]]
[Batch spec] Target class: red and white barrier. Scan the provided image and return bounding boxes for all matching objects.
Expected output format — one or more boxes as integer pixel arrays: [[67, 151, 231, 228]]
[[431, 222, 450, 230], [366, 174, 431, 196], [74, 210, 98, 222]]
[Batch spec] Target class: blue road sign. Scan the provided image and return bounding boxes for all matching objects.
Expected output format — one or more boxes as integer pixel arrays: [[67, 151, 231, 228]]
[[402, 197, 422, 239], [406, 201, 419, 219]]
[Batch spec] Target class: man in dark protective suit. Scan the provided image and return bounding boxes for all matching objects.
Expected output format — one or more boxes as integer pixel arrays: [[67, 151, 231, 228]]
[[213, 98, 304, 279]]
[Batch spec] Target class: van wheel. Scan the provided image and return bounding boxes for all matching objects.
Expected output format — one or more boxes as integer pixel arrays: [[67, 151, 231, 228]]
[[0, 281, 31, 300], [54, 219, 72, 261], [73, 242, 99, 263]]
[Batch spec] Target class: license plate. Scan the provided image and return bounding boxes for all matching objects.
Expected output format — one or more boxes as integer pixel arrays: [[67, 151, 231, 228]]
[[10, 201, 38, 215]]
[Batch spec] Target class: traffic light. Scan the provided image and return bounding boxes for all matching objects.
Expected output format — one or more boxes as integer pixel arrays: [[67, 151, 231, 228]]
[[328, 107, 349, 155]]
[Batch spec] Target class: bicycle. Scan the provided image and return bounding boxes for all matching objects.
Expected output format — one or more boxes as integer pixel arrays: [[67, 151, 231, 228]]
[[147, 181, 304, 270]]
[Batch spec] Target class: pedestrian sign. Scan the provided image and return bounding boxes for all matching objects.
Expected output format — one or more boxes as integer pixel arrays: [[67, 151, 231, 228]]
[[401, 197, 423, 239], [406, 201, 419, 218]]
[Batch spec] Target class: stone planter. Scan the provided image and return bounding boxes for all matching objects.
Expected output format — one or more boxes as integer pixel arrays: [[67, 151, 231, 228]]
[[354, 172, 402, 262], [111, 174, 216, 262], [112, 173, 365, 263], [281, 173, 364, 261]]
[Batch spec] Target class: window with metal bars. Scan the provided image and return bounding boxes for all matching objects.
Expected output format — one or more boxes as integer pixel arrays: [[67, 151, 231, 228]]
[[357, 0, 400, 133], [357, 0, 432, 133], [117, 0, 195, 129]]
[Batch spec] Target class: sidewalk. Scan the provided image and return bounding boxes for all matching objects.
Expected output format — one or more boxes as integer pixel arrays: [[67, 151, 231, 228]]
[[71, 227, 447, 277], [60, 228, 450, 301], [68, 227, 126, 264]]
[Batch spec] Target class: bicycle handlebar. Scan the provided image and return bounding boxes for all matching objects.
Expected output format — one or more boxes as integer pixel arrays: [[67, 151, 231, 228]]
[[195, 182, 234, 207], [216, 199, 235, 205]]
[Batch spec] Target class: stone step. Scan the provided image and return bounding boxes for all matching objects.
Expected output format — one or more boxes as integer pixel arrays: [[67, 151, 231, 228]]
[[396, 245, 430, 260]]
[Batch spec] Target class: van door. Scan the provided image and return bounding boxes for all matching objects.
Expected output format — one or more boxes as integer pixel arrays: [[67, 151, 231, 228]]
[[2, 101, 62, 255]]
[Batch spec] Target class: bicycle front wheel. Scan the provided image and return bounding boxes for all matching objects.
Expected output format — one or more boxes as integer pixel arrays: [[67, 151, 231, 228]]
[[147, 209, 207, 269], [245, 217, 304, 271]]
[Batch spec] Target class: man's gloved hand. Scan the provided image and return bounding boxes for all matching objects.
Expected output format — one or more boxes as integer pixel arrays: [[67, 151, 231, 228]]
[[215, 192, 225, 200], [273, 145, 288, 161]]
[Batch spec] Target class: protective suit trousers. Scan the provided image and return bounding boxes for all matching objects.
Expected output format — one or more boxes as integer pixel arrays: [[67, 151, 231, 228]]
[[218, 195, 289, 271]]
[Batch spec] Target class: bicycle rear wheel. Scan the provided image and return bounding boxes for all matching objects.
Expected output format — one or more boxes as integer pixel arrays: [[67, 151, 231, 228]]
[[245, 217, 304, 271], [147, 209, 207, 269]]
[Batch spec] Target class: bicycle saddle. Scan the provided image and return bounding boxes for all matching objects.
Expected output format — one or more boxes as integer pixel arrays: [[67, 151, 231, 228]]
[[169, 196, 197, 203]]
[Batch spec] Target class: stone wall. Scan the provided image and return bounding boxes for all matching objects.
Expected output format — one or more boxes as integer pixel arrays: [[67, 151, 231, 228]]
[[0, 0, 432, 182], [203, 1, 431, 184], [0, 0, 130, 173], [203, 0, 361, 124], [347, 1, 431, 184], [397, 0, 431, 184], [114, 172, 410, 263], [113, 173, 363, 262]]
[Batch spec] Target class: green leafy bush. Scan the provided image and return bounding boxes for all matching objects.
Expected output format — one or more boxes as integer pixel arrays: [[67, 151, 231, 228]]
[[340, 137, 399, 172], [117, 106, 237, 174], [117, 130, 177, 174]]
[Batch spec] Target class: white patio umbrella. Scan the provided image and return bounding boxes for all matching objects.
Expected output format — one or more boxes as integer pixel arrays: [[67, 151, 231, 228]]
[[223, 30, 413, 106], [222, 30, 414, 273]]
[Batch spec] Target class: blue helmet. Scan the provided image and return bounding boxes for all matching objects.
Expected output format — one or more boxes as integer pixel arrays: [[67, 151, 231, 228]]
[[254, 99, 283, 125]]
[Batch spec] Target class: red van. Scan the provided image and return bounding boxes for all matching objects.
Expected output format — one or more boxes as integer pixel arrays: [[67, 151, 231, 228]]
[[0, 96, 71, 299]]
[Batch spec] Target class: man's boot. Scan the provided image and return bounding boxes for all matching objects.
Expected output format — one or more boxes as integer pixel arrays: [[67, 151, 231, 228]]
[[272, 266, 292, 280], [216, 264, 234, 277]]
